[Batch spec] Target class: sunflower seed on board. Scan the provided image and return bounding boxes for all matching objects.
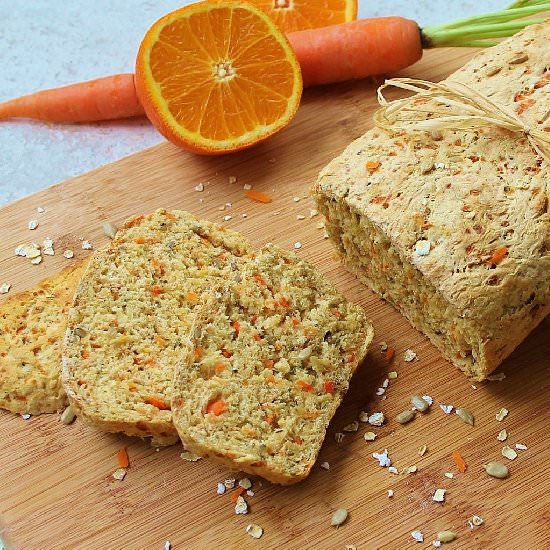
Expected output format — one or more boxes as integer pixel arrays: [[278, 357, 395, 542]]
[[388, 466, 399, 475], [235, 496, 248, 515], [388, 371, 398, 379], [472, 515, 484, 526], [102, 221, 118, 239], [334, 432, 345, 443], [411, 530, 424, 542], [502, 446, 518, 460], [496, 408, 509, 422], [419, 444, 428, 456], [239, 478, 252, 490], [455, 407, 474, 426], [411, 395, 430, 412], [372, 449, 391, 467], [359, 411, 370, 423], [245, 524, 263, 539], [224, 478, 236, 489], [63, 249, 74, 259], [113, 468, 127, 481], [0, 283, 11, 294], [368, 412, 385, 426], [82, 240, 93, 250], [343, 421, 359, 432], [331, 508, 348, 527], [437, 530, 456, 543], [379, 341, 388, 351], [444, 472, 454, 479], [60, 405, 76, 425], [403, 349, 417, 362], [440, 404, 453, 415], [388, 489, 394, 498], [28, 220, 39, 230], [216, 482, 226, 495], [515, 443, 528, 451], [396, 410, 415, 424], [422, 395, 433, 406], [364, 432, 376, 442], [487, 372, 506, 381], [483, 461, 509, 479], [433, 488, 446, 502], [320, 462, 330, 470], [497, 429, 508, 442]]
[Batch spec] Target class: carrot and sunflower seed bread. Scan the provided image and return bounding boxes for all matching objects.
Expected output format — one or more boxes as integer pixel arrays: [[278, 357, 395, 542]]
[[313, 22, 549, 380], [62, 209, 254, 445], [172, 243, 373, 484], [0, 262, 86, 414]]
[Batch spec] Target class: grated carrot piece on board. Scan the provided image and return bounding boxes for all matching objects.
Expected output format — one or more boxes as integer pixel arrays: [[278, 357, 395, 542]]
[[245, 190, 273, 203], [452, 450, 467, 473], [117, 447, 130, 469]]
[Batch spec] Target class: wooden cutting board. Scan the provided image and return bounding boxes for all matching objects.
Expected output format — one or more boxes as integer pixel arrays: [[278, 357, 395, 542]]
[[0, 47, 548, 550]]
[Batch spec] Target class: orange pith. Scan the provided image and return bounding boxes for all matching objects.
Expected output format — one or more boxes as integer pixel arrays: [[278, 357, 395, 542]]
[[249, 0, 357, 32], [135, 1, 302, 154]]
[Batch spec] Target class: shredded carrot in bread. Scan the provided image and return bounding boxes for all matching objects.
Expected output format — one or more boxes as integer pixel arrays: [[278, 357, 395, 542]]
[[324, 380, 335, 393], [206, 399, 227, 416], [126, 215, 144, 228], [150, 285, 165, 296], [254, 274, 267, 286], [452, 450, 467, 473], [487, 246, 508, 266], [296, 380, 314, 392], [222, 349, 233, 358], [279, 297, 290, 308], [254, 334, 262, 342], [265, 359, 274, 369], [194, 347, 204, 358], [161, 211, 177, 221], [155, 335, 167, 348], [366, 160, 381, 173], [81, 350, 90, 359], [145, 396, 170, 410], [215, 363, 226, 374], [117, 447, 130, 469], [186, 291, 199, 302], [232, 320, 240, 336], [134, 237, 146, 244]]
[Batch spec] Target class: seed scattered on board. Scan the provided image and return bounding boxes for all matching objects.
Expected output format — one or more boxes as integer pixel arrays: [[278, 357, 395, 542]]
[[216, 482, 226, 495], [320, 461, 330, 470], [433, 488, 446, 502], [343, 420, 359, 432], [63, 249, 74, 259], [472, 515, 484, 526], [411, 395, 430, 412], [293, 241, 302, 250], [483, 461, 509, 478], [235, 495, 248, 515], [102, 221, 118, 239], [82, 240, 93, 250], [372, 449, 391, 467], [440, 404, 454, 414], [411, 530, 424, 542], [113, 468, 127, 481], [388, 489, 394, 498], [245, 524, 263, 539], [368, 412, 385, 426], [194, 182, 205, 192], [0, 283, 11, 294], [60, 405, 76, 425], [419, 444, 428, 456], [164, 541, 171, 550], [37, 206, 45, 213], [437, 530, 456, 543], [396, 410, 415, 424], [224, 478, 236, 489], [455, 407, 474, 426], [496, 407, 509, 422], [28, 219, 39, 230], [403, 349, 417, 362], [238, 477, 252, 490], [501, 446, 518, 460], [331, 508, 348, 527], [364, 432, 376, 442], [497, 429, 508, 441]]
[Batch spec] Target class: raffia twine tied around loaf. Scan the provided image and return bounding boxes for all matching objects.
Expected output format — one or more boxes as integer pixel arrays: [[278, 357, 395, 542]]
[[374, 77, 550, 165]]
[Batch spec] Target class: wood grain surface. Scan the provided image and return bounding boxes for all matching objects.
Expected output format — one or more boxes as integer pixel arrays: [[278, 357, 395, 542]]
[[0, 47, 548, 550]]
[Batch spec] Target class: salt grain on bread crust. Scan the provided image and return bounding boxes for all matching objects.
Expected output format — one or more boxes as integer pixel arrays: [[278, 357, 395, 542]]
[[0, 262, 87, 414], [313, 22, 550, 380], [172, 244, 374, 484], [62, 209, 254, 446]]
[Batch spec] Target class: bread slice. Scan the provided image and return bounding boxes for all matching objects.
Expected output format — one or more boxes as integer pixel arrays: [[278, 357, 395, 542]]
[[171, 243, 373, 484], [313, 22, 550, 380], [62, 209, 254, 445], [0, 262, 86, 414]]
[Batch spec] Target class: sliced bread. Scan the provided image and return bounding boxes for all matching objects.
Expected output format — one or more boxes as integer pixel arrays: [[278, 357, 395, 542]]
[[62, 209, 254, 445], [0, 262, 86, 414], [172, 243, 374, 484]]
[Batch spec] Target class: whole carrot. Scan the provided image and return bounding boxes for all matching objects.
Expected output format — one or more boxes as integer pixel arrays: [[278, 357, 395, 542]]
[[287, 17, 423, 87], [0, 74, 144, 122]]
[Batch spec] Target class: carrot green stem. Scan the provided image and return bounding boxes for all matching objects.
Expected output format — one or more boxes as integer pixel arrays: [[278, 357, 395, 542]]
[[422, 1, 550, 48]]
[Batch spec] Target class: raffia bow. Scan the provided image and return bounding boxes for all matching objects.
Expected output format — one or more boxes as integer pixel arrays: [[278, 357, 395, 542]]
[[374, 77, 550, 165]]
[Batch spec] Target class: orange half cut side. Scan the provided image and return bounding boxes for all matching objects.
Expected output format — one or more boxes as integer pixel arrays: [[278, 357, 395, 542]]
[[135, 0, 303, 154], [249, 0, 358, 32]]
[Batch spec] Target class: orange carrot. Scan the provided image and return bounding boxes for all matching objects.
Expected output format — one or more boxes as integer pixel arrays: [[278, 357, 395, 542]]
[[0, 74, 144, 122], [287, 18, 422, 87], [230, 487, 245, 502], [245, 190, 273, 204], [385, 348, 396, 361], [117, 447, 130, 469], [452, 450, 467, 473], [145, 396, 170, 410], [324, 380, 335, 393], [206, 399, 227, 416], [487, 246, 508, 266]]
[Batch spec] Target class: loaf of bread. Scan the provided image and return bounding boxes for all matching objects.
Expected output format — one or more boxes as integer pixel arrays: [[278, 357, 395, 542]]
[[172, 244, 373, 484], [313, 22, 549, 380], [62, 209, 254, 445], [0, 262, 86, 414]]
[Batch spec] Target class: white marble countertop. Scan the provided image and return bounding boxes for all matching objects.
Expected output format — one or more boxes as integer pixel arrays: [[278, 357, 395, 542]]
[[0, 0, 504, 205]]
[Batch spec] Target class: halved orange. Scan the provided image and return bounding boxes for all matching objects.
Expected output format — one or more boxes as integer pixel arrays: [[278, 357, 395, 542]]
[[248, 0, 357, 32], [135, 0, 302, 155]]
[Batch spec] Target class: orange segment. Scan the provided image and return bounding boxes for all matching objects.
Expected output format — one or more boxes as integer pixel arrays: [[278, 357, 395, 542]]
[[135, 1, 302, 154], [249, 0, 357, 32]]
